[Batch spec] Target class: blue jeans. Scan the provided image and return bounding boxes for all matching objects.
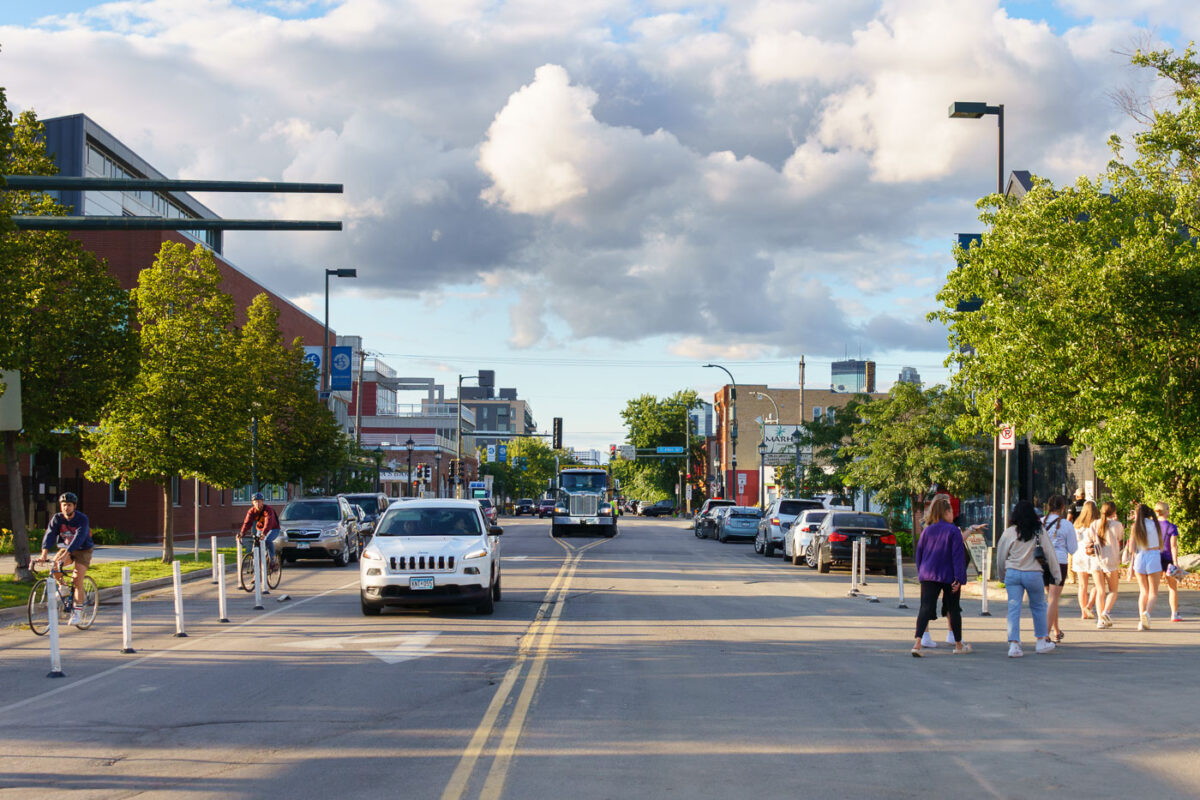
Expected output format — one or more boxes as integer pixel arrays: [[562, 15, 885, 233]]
[[1006, 569, 1048, 642]]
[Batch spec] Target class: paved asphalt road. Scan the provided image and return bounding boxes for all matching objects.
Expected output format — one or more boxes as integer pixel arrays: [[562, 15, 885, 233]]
[[1, 517, 1199, 799]]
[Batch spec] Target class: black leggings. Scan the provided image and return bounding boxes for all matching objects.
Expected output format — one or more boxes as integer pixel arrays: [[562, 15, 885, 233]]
[[915, 581, 962, 643]]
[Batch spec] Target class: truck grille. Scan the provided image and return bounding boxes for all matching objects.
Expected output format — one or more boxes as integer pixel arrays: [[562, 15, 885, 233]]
[[570, 495, 598, 516], [390, 555, 456, 572]]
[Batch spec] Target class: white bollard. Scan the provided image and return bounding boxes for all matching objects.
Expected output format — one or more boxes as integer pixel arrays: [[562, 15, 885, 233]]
[[121, 566, 135, 654], [260, 542, 270, 596], [859, 538, 868, 587], [211, 536, 219, 584], [236, 537, 244, 584], [896, 546, 908, 609], [46, 579, 65, 678], [980, 547, 992, 616], [172, 560, 188, 637], [253, 545, 264, 610], [847, 538, 860, 596], [217, 553, 230, 623]]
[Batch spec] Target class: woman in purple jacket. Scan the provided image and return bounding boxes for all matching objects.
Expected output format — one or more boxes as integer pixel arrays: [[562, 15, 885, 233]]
[[911, 494, 971, 656]]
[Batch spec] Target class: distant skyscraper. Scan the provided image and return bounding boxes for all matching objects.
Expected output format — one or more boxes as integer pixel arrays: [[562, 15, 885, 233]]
[[831, 359, 876, 393], [897, 366, 922, 386]]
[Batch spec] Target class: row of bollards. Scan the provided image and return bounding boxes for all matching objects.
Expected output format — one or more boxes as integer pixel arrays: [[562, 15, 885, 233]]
[[44, 536, 272, 678], [845, 538, 879, 602]]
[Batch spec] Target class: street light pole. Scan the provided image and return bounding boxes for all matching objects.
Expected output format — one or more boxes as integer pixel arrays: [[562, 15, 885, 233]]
[[791, 428, 803, 498], [757, 441, 768, 508], [405, 437, 415, 499], [704, 364, 737, 502], [435, 451, 443, 498], [323, 268, 357, 400], [456, 373, 480, 499], [949, 99, 1005, 538]]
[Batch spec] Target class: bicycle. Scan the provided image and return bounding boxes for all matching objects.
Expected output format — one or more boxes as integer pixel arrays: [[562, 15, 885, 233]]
[[238, 533, 282, 592], [27, 558, 98, 635]]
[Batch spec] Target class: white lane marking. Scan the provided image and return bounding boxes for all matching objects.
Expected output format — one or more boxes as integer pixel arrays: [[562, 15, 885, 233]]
[[504, 556, 529, 561], [292, 631, 448, 664]]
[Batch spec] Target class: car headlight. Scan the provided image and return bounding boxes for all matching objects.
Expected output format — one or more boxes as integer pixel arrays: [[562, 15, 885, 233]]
[[463, 548, 488, 560], [321, 528, 340, 538], [555, 506, 568, 514], [361, 549, 382, 561]]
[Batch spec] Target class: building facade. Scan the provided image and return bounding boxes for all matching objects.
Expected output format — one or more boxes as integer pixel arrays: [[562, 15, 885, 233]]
[[831, 359, 876, 393]]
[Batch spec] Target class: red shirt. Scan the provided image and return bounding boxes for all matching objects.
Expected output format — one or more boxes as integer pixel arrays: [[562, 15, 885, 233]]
[[240, 504, 280, 536]]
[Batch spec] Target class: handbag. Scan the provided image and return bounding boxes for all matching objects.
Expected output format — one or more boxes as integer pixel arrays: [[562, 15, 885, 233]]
[[1033, 529, 1059, 586]]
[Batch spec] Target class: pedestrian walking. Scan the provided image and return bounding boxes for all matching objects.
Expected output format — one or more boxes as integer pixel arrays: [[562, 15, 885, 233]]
[[1155, 501, 1181, 622], [920, 516, 985, 649], [1073, 501, 1098, 618], [1126, 504, 1164, 631], [1087, 501, 1124, 628], [911, 495, 971, 656], [996, 500, 1059, 657], [1041, 495, 1076, 642]]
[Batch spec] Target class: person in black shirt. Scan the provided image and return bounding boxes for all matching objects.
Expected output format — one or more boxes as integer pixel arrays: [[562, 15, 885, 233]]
[[39, 492, 95, 626]]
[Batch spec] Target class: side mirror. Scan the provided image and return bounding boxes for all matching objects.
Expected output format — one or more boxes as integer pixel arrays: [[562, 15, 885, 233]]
[[489, 525, 504, 536]]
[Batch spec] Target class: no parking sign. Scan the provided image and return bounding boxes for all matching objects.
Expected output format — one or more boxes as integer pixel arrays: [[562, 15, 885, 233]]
[[999, 425, 1015, 450]]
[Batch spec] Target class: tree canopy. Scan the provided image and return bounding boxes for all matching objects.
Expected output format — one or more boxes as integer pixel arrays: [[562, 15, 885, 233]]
[[614, 390, 703, 504]]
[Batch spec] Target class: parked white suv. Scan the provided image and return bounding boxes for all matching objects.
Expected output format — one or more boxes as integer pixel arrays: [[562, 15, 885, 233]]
[[359, 499, 502, 616]]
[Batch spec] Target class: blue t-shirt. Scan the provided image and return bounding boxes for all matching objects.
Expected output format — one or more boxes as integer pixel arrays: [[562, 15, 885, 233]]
[[1161, 520, 1179, 567], [42, 511, 94, 552]]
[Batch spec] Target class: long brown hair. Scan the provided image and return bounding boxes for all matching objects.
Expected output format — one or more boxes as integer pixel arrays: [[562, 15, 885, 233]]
[[1132, 503, 1161, 550], [1075, 500, 1097, 532], [924, 494, 953, 527], [1095, 501, 1118, 546]]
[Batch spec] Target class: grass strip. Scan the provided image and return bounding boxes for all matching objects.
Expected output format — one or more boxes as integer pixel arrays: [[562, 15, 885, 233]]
[[0, 549, 237, 611]]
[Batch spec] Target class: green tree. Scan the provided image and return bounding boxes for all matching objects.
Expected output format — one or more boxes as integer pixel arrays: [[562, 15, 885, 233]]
[[0, 101, 137, 580], [844, 384, 990, 535], [933, 46, 1200, 549], [234, 293, 344, 489], [617, 390, 701, 505], [84, 242, 243, 562]]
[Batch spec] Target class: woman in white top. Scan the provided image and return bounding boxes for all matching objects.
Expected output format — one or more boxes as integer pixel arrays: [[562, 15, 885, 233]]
[[1041, 495, 1077, 643], [1085, 501, 1123, 628], [1072, 501, 1098, 619], [1125, 503, 1163, 631]]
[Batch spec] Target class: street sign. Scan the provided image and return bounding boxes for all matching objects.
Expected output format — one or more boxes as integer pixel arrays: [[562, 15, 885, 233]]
[[486, 444, 496, 462], [656, 446, 685, 454], [302, 347, 322, 386], [498, 443, 508, 462], [617, 445, 636, 460], [999, 425, 1016, 451], [686, 485, 693, 501], [0, 370, 22, 431], [965, 530, 988, 574], [329, 345, 352, 390]]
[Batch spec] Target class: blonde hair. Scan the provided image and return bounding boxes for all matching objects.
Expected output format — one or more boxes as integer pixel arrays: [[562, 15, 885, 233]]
[[1155, 501, 1170, 518], [924, 494, 954, 527], [1132, 503, 1161, 551], [1074, 500, 1097, 532], [1096, 501, 1118, 545]]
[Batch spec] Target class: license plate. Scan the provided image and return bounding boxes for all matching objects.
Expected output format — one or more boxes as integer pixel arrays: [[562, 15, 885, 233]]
[[409, 576, 435, 591], [296, 542, 310, 550]]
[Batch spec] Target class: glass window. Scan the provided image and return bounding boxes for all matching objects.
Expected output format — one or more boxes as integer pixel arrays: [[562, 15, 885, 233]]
[[812, 406, 823, 421], [376, 507, 482, 536], [109, 480, 127, 507], [280, 501, 341, 521], [830, 513, 889, 529]]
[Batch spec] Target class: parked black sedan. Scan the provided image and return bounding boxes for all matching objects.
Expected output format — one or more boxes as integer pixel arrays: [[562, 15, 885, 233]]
[[639, 499, 675, 517], [715, 506, 763, 542], [813, 512, 897, 574]]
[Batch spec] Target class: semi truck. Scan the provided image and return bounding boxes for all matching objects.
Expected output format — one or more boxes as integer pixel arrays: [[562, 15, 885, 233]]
[[550, 467, 617, 538]]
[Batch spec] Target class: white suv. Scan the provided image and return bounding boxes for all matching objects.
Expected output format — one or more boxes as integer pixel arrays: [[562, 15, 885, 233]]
[[784, 509, 830, 567], [359, 499, 502, 616]]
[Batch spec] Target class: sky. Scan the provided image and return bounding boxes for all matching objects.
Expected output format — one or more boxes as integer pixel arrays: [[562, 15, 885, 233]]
[[2, 0, 1196, 452]]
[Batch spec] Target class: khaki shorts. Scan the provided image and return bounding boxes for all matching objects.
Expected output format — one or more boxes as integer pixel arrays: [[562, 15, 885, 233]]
[[67, 548, 94, 568]]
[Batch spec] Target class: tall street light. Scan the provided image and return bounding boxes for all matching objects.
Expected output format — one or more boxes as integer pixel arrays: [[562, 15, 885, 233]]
[[704, 364, 737, 502], [751, 391, 779, 507], [323, 268, 357, 397], [950, 99, 1004, 540], [373, 445, 383, 493], [757, 440, 768, 508], [435, 451, 443, 498], [456, 373, 481, 498], [791, 428, 804, 498], [405, 437, 416, 498]]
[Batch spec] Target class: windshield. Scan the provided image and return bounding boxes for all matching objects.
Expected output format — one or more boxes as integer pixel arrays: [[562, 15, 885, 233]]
[[560, 472, 607, 492], [343, 495, 379, 513], [831, 513, 889, 529], [478, 499, 493, 509], [280, 501, 340, 522], [779, 500, 822, 516], [377, 507, 483, 536], [729, 507, 763, 519]]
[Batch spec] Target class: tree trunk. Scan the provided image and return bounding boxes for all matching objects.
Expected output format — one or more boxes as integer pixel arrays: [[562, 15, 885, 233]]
[[161, 479, 175, 563], [911, 492, 921, 545], [3, 430, 34, 583]]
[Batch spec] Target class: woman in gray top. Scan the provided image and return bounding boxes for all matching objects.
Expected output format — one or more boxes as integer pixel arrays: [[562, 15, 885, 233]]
[[996, 500, 1060, 657]]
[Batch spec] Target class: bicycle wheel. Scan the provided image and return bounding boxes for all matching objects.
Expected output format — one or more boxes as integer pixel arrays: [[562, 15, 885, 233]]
[[27, 579, 51, 636], [266, 554, 282, 590], [75, 576, 100, 629], [239, 552, 255, 592]]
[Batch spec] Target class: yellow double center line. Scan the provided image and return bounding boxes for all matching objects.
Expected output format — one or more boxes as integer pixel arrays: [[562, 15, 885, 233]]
[[440, 532, 615, 800]]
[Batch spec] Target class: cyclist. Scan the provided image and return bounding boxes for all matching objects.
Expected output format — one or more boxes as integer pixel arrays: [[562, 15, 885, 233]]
[[239, 492, 281, 568], [38, 491, 95, 626]]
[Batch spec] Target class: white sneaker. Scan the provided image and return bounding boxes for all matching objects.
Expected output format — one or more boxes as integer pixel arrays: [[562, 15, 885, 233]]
[[920, 633, 937, 648], [68, 610, 82, 626], [1139, 612, 1151, 630], [945, 631, 957, 644], [1007, 642, 1023, 658], [1100, 613, 1113, 628], [1096, 618, 1106, 629], [1035, 640, 1056, 654]]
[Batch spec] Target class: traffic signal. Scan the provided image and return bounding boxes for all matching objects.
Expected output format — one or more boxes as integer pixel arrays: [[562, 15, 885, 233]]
[[610, 444, 617, 459], [552, 417, 563, 450], [448, 460, 457, 479], [423, 464, 432, 481]]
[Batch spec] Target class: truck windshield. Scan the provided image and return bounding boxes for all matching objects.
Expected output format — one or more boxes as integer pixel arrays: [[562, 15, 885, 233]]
[[560, 473, 607, 492]]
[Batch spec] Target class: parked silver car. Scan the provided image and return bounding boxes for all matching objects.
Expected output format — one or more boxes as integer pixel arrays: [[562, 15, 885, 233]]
[[278, 496, 363, 566], [755, 498, 825, 557], [715, 506, 763, 542], [784, 509, 829, 567]]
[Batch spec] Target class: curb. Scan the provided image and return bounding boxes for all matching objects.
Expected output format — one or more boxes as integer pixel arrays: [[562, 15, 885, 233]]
[[0, 563, 232, 626]]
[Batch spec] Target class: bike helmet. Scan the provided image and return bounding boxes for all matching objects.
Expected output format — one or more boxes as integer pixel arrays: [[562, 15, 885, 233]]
[[59, 491, 78, 504], [251, 492, 265, 501]]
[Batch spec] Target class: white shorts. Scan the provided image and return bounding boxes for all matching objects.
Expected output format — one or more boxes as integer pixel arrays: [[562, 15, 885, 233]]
[[1072, 552, 1094, 574], [1133, 549, 1162, 575]]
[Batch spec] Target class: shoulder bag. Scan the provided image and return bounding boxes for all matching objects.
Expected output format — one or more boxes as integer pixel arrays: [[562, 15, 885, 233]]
[[1033, 524, 1060, 587]]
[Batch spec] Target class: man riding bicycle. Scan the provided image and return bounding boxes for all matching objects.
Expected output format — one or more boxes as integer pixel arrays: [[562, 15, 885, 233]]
[[239, 492, 281, 567], [38, 492, 94, 626]]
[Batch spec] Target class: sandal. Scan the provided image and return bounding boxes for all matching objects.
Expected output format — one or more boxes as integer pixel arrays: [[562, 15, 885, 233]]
[[952, 643, 974, 654], [1055, 631, 1065, 642], [911, 646, 923, 657]]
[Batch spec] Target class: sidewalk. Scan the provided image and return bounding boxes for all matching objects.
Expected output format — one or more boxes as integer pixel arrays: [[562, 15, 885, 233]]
[[0, 535, 239, 574]]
